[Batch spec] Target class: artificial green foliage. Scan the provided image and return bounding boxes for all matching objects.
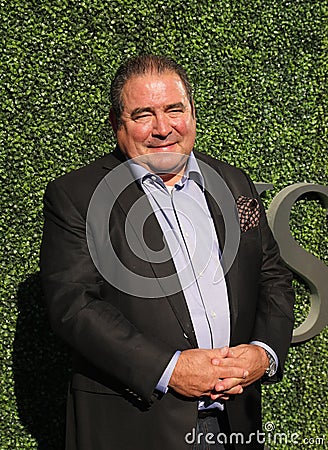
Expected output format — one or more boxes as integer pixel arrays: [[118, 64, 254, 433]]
[[1, 0, 327, 448]]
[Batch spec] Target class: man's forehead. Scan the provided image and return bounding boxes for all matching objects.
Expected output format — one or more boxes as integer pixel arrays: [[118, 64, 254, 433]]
[[121, 72, 189, 111]]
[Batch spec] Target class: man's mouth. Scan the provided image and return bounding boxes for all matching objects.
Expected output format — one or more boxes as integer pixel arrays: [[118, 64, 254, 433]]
[[148, 142, 177, 149]]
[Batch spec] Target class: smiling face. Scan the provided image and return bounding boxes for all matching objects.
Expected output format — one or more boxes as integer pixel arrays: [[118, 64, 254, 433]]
[[112, 71, 196, 184]]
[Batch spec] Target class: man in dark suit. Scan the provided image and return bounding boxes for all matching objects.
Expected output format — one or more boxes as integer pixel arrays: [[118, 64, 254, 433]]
[[40, 55, 294, 450]]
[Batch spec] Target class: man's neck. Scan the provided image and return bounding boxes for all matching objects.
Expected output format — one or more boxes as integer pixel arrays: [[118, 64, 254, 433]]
[[158, 170, 185, 186]]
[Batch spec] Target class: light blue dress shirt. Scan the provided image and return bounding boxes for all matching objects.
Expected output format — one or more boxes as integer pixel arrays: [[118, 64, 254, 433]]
[[127, 153, 277, 409]]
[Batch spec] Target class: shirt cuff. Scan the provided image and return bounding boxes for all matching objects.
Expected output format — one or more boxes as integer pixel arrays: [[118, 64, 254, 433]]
[[155, 351, 181, 394], [250, 341, 278, 376]]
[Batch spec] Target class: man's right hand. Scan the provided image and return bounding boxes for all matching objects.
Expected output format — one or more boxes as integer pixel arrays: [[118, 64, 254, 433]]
[[168, 348, 248, 398]]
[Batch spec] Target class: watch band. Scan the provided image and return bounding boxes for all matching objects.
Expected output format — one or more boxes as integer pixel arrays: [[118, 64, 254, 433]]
[[264, 349, 276, 378]]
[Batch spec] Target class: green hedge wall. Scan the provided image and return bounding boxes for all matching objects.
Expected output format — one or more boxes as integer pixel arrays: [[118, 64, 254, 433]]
[[1, 0, 327, 448]]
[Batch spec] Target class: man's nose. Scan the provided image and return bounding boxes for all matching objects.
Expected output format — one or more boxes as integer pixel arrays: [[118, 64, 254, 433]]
[[152, 113, 172, 137]]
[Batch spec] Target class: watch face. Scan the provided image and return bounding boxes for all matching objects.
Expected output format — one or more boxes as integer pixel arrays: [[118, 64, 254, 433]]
[[264, 351, 276, 377]]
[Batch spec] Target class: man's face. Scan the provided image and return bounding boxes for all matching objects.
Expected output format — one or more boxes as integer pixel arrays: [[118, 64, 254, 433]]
[[113, 71, 196, 182]]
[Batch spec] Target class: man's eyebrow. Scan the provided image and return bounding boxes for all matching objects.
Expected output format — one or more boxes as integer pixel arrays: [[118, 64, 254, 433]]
[[165, 102, 186, 111], [130, 103, 186, 118]]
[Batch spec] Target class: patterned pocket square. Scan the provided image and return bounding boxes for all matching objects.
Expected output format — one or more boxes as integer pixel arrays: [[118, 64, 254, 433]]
[[236, 196, 260, 232]]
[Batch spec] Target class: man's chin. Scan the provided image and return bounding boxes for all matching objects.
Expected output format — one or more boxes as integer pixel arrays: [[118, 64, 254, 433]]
[[140, 152, 189, 176]]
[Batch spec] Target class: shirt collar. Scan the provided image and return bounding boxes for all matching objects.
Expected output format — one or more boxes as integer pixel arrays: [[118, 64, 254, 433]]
[[127, 152, 205, 191]]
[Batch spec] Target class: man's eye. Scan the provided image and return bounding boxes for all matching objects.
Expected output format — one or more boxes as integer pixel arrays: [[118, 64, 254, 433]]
[[134, 114, 152, 121], [168, 109, 183, 114]]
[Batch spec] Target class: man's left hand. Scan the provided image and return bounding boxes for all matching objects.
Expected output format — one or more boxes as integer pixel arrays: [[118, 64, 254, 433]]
[[210, 344, 269, 400]]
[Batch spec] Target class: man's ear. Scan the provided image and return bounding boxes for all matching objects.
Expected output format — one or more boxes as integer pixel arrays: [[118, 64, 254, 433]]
[[191, 100, 196, 119], [109, 108, 118, 134]]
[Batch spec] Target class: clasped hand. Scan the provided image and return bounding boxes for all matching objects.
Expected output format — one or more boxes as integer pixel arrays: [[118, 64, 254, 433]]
[[168, 344, 269, 400]]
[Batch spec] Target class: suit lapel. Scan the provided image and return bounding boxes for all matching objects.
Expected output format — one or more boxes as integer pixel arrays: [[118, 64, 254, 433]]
[[102, 149, 242, 345], [102, 150, 198, 348], [196, 153, 240, 340]]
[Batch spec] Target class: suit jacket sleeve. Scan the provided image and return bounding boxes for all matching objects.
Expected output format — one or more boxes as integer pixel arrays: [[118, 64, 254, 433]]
[[40, 179, 176, 403], [200, 153, 295, 382], [246, 173, 295, 382]]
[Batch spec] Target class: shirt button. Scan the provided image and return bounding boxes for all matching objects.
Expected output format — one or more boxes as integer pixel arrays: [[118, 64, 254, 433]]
[[211, 311, 217, 318]]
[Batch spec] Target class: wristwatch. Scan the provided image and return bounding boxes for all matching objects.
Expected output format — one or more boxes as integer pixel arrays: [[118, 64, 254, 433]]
[[264, 350, 276, 378]]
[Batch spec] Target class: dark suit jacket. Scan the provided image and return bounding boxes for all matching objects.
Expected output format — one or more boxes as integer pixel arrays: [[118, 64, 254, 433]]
[[40, 149, 295, 450]]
